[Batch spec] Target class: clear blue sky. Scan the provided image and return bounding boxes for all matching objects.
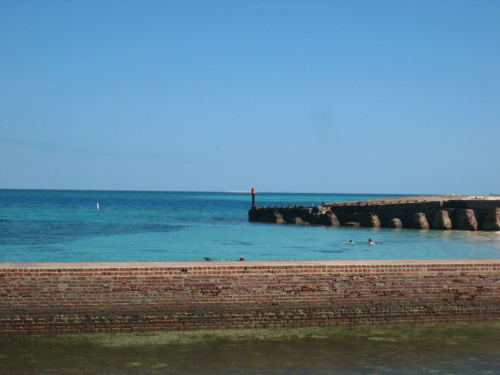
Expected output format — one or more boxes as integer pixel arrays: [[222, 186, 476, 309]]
[[1, 1, 499, 194]]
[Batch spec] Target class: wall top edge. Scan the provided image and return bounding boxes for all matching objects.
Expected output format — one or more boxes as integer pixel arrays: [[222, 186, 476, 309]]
[[1, 259, 499, 270]]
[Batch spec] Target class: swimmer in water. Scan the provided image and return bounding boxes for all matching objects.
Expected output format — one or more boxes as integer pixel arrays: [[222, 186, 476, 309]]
[[343, 240, 355, 244], [368, 238, 379, 245]]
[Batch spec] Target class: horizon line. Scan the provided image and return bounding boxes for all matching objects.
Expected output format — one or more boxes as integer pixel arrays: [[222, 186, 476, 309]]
[[0, 188, 442, 196]]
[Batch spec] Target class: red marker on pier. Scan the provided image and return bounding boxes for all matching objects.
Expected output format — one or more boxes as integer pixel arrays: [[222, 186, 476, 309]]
[[251, 187, 256, 207]]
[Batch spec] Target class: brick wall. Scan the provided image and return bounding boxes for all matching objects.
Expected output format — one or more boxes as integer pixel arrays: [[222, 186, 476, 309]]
[[1, 260, 499, 333]]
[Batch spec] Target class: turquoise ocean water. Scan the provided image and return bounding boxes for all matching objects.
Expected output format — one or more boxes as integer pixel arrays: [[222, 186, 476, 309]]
[[1, 190, 499, 374], [1, 189, 499, 262]]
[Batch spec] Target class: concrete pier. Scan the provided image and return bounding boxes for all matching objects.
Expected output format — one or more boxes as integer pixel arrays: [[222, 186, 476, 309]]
[[249, 195, 500, 231]]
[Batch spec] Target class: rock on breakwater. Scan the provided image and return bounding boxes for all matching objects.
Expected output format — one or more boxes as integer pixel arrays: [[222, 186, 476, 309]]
[[248, 195, 500, 231]]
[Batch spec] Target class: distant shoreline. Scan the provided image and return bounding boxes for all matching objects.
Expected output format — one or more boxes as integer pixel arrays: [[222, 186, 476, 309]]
[[326, 194, 500, 206]]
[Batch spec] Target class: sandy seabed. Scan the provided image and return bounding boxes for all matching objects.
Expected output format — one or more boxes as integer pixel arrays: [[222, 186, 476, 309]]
[[1, 321, 499, 374]]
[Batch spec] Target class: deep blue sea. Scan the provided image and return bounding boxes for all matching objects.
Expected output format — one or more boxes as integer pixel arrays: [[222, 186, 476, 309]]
[[1, 189, 499, 262]]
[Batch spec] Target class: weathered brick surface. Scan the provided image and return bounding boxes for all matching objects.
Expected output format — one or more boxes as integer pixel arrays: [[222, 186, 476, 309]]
[[1, 260, 499, 333]]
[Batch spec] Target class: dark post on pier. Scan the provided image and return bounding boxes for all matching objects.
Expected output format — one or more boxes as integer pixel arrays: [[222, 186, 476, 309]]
[[251, 187, 256, 207]]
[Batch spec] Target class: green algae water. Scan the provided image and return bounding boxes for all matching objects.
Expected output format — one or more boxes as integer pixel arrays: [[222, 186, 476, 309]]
[[1, 189, 499, 262], [1, 322, 499, 374]]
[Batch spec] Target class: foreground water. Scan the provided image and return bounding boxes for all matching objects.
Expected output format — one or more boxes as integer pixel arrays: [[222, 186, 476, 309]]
[[1, 322, 499, 374], [1, 190, 499, 262]]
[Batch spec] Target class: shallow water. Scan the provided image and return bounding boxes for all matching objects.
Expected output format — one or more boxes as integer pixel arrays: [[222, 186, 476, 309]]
[[1, 190, 499, 262], [1, 322, 499, 374]]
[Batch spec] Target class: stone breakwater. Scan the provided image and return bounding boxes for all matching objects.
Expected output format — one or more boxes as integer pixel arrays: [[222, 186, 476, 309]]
[[1, 260, 499, 333], [249, 195, 500, 231]]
